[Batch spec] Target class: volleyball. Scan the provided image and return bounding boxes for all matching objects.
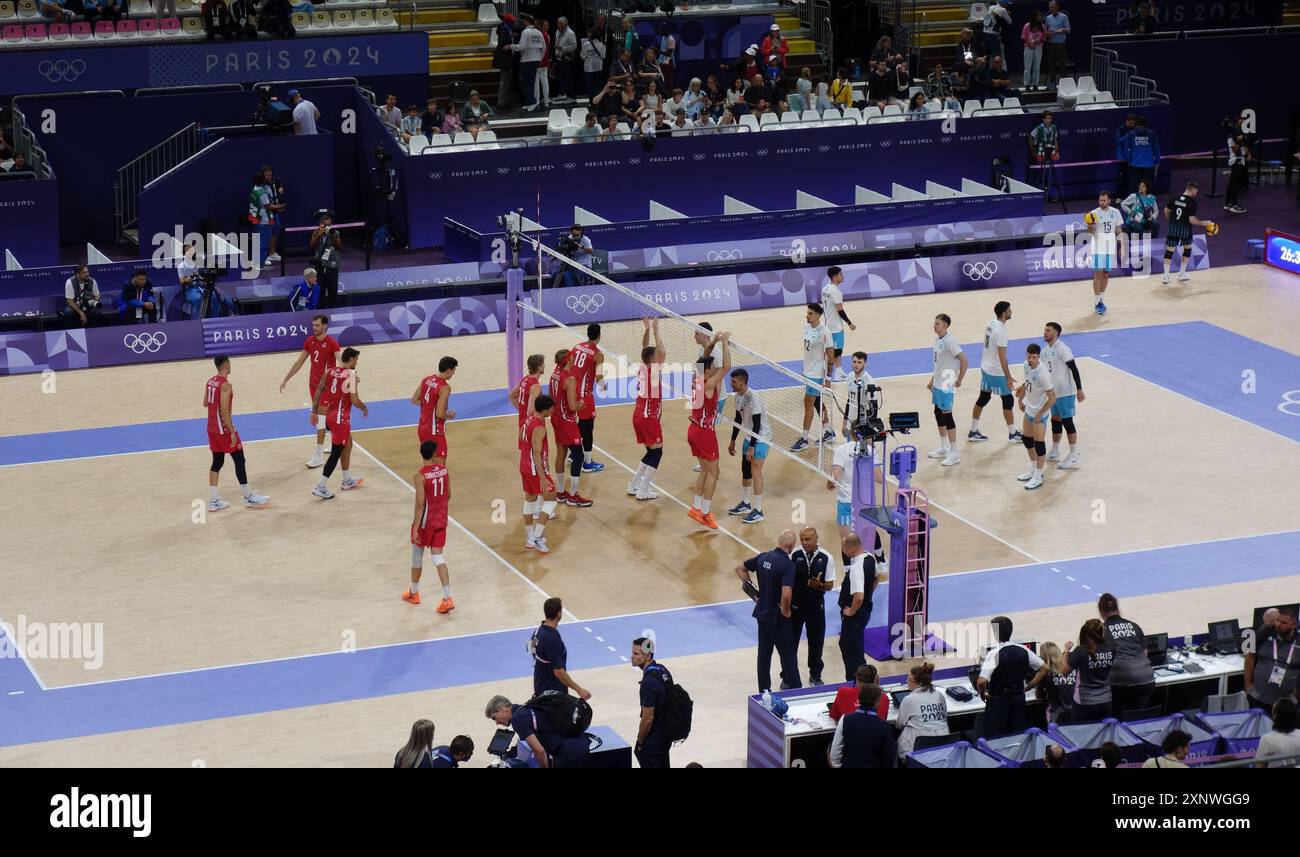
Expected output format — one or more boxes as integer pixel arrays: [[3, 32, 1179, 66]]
[[1083, 211, 1097, 226], [1204, 221, 1220, 236]]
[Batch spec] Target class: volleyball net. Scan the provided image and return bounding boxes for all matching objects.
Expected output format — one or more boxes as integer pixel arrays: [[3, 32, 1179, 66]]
[[506, 239, 846, 481]]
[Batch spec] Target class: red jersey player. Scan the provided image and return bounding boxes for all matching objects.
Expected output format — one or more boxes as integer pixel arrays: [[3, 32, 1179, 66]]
[[520, 395, 559, 554], [568, 323, 605, 472], [508, 354, 545, 426], [279, 314, 340, 468], [204, 356, 269, 510], [405, 438, 454, 614], [311, 347, 369, 500], [549, 349, 591, 507], [687, 332, 730, 529], [413, 356, 457, 459], [628, 317, 667, 501]]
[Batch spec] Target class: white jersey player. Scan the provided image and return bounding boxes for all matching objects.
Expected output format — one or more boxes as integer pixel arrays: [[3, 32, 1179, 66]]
[[1015, 343, 1057, 490], [726, 368, 773, 525], [927, 313, 967, 466], [793, 303, 836, 452], [1042, 322, 1084, 469], [1087, 190, 1125, 315], [820, 266, 856, 381]]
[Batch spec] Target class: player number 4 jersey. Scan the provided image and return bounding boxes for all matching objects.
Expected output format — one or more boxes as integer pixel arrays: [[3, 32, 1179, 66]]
[[419, 375, 448, 437]]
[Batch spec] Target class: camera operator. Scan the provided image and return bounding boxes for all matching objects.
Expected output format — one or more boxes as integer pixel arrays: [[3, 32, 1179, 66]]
[[555, 223, 593, 288], [120, 268, 158, 324], [1028, 110, 1060, 186], [1225, 130, 1252, 214], [310, 211, 343, 308], [483, 694, 590, 768], [62, 264, 103, 328]]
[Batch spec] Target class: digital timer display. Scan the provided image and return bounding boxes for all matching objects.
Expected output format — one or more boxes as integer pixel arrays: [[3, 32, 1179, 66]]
[[1265, 230, 1300, 275]]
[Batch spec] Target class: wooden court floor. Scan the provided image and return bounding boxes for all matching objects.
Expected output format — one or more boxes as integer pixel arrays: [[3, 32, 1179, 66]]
[[1, 265, 1298, 766]]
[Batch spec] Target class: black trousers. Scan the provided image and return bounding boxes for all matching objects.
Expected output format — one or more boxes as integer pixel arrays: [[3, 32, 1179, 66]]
[[838, 605, 870, 682], [790, 602, 827, 682], [1110, 682, 1154, 719], [757, 619, 800, 693], [982, 694, 1027, 738], [317, 266, 339, 308], [1116, 161, 1130, 200], [1225, 163, 1249, 206], [1071, 700, 1112, 723], [635, 731, 671, 768]]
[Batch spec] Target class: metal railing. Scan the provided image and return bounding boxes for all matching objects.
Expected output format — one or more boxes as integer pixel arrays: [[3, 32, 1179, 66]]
[[1090, 42, 1170, 108], [114, 122, 205, 243], [810, 0, 834, 67]]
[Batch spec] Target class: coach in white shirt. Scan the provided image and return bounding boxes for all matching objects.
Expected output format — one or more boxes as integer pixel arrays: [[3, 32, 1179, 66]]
[[290, 90, 319, 135]]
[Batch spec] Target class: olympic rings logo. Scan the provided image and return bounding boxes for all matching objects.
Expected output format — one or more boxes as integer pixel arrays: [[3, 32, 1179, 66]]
[[565, 293, 605, 314], [38, 59, 86, 82], [961, 261, 999, 281], [706, 249, 743, 262], [123, 331, 168, 353]]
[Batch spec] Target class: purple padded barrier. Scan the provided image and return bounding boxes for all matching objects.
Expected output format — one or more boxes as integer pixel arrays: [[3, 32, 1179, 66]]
[[905, 740, 1006, 769], [1195, 710, 1274, 755], [0, 177, 59, 269], [978, 727, 1081, 768], [1119, 712, 1223, 764], [746, 696, 787, 768], [1048, 718, 1151, 764]]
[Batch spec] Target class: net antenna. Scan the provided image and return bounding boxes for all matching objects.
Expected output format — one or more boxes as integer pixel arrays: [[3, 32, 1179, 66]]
[[516, 238, 846, 481]]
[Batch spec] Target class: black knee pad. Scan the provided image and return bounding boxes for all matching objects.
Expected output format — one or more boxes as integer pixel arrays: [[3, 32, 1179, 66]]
[[1182, 246, 1192, 258], [1000, 394, 1015, 411], [944, 412, 957, 430], [644, 447, 662, 469], [1050, 418, 1063, 434], [1062, 417, 1077, 434], [1035, 441, 1047, 456], [741, 457, 753, 480], [975, 389, 992, 408], [210, 452, 225, 472], [1163, 248, 1174, 261], [934, 405, 944, 423], [231, 450, 248, 483], [1022, 435, 1035, 450]]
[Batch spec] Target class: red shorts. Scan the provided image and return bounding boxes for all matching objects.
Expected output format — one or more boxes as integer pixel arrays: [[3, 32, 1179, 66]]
[[521, 469, 555, 496], [578, 403, 595, 421], [633, 414, 663, 446], [327, 416, 351, 446], [418, 430, 448, 457], [551, 415, 581, 447], [687, 423, 718, 461], [411, 523, 447, 549], [208, 429, 243, 454]]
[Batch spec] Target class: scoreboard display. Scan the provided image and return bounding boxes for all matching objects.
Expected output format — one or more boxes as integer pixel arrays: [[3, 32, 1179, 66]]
[[1264, 229, 1300, 276]]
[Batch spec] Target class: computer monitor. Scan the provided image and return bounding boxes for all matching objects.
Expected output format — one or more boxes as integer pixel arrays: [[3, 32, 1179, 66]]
[[1252, 604, 1299, 633], [1145, 632, 1168, 666], [1208, 619, 1242, 654], [1020, 640, 1038, 654]]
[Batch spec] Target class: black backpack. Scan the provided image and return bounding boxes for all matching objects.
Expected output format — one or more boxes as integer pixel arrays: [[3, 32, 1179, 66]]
[[648, 665, 693, 743], [524, 690, 593, 738]]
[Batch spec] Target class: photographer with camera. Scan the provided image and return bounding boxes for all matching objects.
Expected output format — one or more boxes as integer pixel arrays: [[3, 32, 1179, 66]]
[[555, 223, 593, 288], [310, 211, 343, 308], [1028, 110, 1059, 187], [61, 264, 103, 328], [484, 694, 590, 768]]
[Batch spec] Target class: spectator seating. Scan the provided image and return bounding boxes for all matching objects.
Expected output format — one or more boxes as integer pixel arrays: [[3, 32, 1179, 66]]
[[17, 0, 35, 18], [0, 1, 16, 19]]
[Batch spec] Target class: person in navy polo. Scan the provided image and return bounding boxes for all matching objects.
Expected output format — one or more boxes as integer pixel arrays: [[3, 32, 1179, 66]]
[[829, 684, 897, 768], [736, 529, 800, 692], [485, 694, 589, 769], [529, 596, 592, 699], [429, 735, 474, 768]]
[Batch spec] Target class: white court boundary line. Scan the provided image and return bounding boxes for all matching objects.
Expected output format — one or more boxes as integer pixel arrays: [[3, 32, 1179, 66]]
[[0, 619, 51, 692]]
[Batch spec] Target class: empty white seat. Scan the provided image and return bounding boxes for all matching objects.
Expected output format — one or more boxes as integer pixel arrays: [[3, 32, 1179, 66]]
[[355, 9, 374, 27], [615, 122, 630, 134], [477, 2, 499, 22], [569, 107, 588, 125], [1076, 92, 1096, 105], [862, 105, 881, 120], [1095, 90, 1114, 103], [1002, 96, 1020, 109], [963, 99, 981, 116], [758, 112, 778, 126], [477, 129, 497, 142], [739, 114, 759, 131], [312, 10, 330, 27], [842, 106, 862, 124], [1077, 75, 1097, 94], [781, 110, 800, 123], [546, 108, 570, 137], [453, 131, 474, 145], [982, 98, 1001, 110], [882, 103, 902, 116], [925, 98, 941, 112], [800, 109, 820, 122], [375, 7, 396, 28], [332, 9, 353, 26], [292, 11, 309, 28], [821, 107, 842, 120], [16, 0, 36, 16]]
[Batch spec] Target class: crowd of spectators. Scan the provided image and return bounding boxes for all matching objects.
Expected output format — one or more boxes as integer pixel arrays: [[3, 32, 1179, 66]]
[[35, 0, 300, 38]]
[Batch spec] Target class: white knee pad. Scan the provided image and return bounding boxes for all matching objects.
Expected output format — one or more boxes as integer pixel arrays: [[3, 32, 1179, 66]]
[[523, 499, 540, 516], [541, 500, 558, 518], [411, 545, 424, 567], [430, 553, 446, 567]]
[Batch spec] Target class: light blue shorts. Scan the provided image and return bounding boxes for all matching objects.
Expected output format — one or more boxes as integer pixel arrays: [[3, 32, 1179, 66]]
[[742, 438, 770, 459], [1050, 395, 1076, 419], [837, 500, 853, 527], [931, 387, 954, 411], [804, 376, 824, 397], [832, 331, 845, 351], [1092, 253, 1114, 271], [980, 373, 1010, 396], [1024, 410, 1051, 426]]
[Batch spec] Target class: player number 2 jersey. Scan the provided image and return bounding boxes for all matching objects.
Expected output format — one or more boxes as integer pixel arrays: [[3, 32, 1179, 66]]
[[932, 334, 963, 390], [418, 463, 450, 530], [304, 334, 340, 389], [803, 323, 833, 378]]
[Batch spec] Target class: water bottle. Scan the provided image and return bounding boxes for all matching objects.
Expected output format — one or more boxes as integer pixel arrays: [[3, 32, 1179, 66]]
[[761, 690, 772, 711]]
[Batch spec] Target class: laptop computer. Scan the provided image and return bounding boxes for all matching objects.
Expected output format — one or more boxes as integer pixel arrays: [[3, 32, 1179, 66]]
[[1145, 632, 1168, 667], [1208, 619, 1242, 655], [889, 688, 912, 709]]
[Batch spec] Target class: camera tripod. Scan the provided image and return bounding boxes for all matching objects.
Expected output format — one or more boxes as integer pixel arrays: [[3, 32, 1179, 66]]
[[1035, 154, 1067, 214]]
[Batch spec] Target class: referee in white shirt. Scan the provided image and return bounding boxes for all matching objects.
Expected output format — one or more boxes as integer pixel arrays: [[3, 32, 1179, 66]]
[[976, 616, 1049, 737], [837, 533, 875, 681]]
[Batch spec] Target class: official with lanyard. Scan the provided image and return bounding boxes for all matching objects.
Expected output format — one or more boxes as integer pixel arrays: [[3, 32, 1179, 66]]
[[790, 527, 836, 686], [1245, 608, 1300, 713], [631, 632, 672, 768], [736, 529, 801, 692]]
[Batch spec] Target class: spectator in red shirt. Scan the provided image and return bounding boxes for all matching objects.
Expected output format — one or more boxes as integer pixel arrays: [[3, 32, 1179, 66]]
[[760, 24, 789, 69], [830, 664, 889, 721]]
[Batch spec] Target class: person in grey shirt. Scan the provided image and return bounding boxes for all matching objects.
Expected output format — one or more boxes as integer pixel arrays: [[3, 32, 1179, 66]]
[[511, 15, 546, 112], [1066, 618, 1113, 722], [895, 663, 948, 756], [1245, 608, 1300, 712], [553, 17, 578, 104], [1097, 593, 1154, 718]]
